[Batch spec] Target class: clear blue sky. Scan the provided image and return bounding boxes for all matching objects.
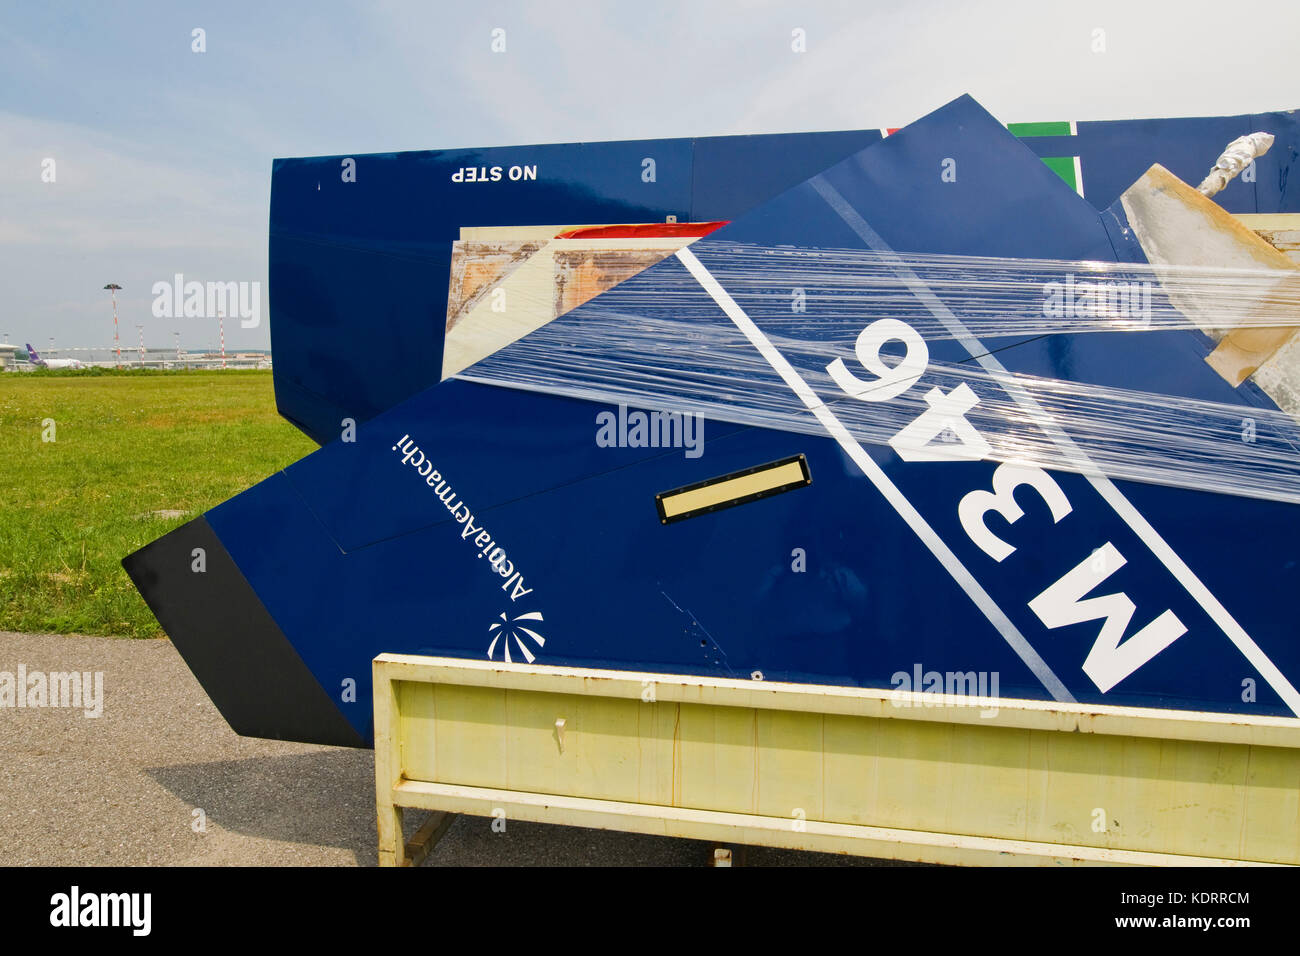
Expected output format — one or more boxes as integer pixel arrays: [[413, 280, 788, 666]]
[[3, 0, 1298, 352]]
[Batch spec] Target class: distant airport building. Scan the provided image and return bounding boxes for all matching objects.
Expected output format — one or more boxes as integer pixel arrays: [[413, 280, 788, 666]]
[[2, 345, 271, 370]]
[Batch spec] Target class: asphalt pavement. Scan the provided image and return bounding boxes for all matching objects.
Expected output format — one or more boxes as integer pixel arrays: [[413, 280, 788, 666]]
[[0, 632, 886, 866]]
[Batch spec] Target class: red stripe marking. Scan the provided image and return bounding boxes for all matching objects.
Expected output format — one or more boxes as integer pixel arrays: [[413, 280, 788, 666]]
[[555, 221, 729, 240]]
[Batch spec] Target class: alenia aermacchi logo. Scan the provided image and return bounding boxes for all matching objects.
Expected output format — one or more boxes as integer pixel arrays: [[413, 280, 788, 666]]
[[392, 435, 544, 660], [488, 611, 546, 663]]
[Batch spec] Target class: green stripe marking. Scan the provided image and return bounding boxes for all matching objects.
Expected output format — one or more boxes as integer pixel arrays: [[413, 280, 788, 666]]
[[1008, 121, 1073, 138]]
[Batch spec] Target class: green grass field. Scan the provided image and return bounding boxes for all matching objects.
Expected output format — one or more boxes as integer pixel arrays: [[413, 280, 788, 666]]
[[0, 369, 316, 638]]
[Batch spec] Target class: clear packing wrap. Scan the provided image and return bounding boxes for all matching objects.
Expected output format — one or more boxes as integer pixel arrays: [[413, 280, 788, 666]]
[[454, 242, 1300, 504]]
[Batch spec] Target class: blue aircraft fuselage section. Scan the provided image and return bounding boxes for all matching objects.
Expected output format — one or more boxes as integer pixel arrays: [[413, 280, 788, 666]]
[[269, 105, 1300, 447], [1016, 109, 1300, 213], [269, 129, 883, 443], [167, 94, 1300, 747]]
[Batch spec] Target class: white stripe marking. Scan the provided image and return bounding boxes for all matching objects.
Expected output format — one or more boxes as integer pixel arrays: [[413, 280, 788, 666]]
[[807, 175, 1300, 715], [674, 246, 1074, 702]]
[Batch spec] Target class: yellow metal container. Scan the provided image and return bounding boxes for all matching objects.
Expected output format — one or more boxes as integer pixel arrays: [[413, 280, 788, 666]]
[[374, 654, 1300, 866]]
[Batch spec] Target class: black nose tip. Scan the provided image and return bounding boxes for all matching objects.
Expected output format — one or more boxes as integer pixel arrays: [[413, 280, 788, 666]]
[[122, 516, 366, 748]]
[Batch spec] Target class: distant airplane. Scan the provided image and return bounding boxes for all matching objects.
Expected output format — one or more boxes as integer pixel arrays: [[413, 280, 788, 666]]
[[25, 343, 85, 369]]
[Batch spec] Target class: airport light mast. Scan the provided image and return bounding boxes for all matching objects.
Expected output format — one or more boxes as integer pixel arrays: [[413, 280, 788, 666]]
[[136, 324, 144, 366], [103, 284, 122, 367]]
